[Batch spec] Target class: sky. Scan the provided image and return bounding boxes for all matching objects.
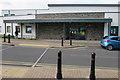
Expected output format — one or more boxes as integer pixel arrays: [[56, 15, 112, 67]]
[[0, 0, 120, 16]]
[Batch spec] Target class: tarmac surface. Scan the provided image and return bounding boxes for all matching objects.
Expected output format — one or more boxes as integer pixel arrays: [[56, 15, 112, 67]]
[[0, 38, 120, 79], [2, 45, 118, 68]]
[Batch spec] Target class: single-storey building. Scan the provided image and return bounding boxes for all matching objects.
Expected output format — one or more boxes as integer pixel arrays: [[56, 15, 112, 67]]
[[0, 4, 120, 40]]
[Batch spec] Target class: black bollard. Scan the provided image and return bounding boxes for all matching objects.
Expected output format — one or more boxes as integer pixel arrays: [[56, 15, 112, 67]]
[[4, 34, 6, 42], [56, 51, 62, 79], [61, 37, 64, 46], [70, 38, 72, 46], [8, 34, 10, 43], [70, 31, 72, 46], [89, 52, 96, 80]]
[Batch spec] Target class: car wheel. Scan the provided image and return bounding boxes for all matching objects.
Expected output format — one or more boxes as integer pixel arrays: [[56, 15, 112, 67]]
[[107, 45, 113, 51]]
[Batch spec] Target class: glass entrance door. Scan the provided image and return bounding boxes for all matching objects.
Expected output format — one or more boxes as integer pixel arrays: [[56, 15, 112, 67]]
[[110, 26, 118, 36], [70, 27, 78, 39], [69, 27, 86, 40], [79, 27, 86, 40]]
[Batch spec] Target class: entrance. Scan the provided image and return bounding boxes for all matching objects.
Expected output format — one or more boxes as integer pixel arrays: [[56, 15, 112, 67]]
[[110, 26, 118, 36], [69, 27, 86, 40]]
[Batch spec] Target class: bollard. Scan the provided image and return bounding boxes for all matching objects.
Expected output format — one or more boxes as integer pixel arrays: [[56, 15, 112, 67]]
[[70, 31, 72, 46], [56, 51, 62, 79], [8, 34, 10, 43], [4, 34, 6, 42], [89, 52, 96, 80], [61, 37, 64, 46], [70, 38, 72, 46]]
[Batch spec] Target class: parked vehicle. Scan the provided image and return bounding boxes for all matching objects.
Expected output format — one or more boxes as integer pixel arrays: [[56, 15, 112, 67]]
[[100, 36, 120, 50]]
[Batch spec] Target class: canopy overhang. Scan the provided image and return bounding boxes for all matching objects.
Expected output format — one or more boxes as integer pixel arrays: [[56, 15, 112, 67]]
[[4, 18, 112, 23]]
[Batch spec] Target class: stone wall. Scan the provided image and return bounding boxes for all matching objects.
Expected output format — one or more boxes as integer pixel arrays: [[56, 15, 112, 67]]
[[85, 23, 104, 40], [36, 13, 104, 19], [36, 22, 104, 40], [65, 22, 104, 40], [35, 13, 104, 40], [37, 23, 63, 39]]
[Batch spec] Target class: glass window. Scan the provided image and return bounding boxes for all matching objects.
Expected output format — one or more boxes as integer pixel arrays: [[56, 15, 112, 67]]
[[16, 26, 20, 33], [7, 26, 11, 33], [103, 36, 108, 39], [11, 14, 15, 16], [118, 37, 120, 41], [110, 26, 118, 36], [26, 26, 32, 33], [111, 37, 118, 41], [4, 14, 8, 16]]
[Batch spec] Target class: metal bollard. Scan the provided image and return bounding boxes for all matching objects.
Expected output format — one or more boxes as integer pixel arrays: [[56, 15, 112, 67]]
[[56, 51, 62, 79], [8, 34, 10, 43], [89, 52, 96, 80], [4, 34, 6, 42], [70, 38, 72, 46], [61, 37, 64, 46]]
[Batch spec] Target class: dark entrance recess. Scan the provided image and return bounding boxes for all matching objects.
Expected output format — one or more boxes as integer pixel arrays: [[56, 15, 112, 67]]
[[65, 22, 104, 40], [110, 26, 118, 36], [69, 27, 86, 40]]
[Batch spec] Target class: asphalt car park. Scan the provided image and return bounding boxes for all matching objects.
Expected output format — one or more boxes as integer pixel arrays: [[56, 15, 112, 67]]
[[2, 45, 119, 68]]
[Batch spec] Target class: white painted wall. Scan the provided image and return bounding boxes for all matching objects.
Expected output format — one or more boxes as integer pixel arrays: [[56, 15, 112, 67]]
[[104, 23, 108, 36], [48, 6, 118, 13], [2, 6, 118, 15], [2, 9, 49, 16], [105, 13, 118, 26], [5, 23, 36, 38], [3, 15, 35, 20], [0, 15, 36, 37], [22, 23, 36, 38], [0, 17, 4, 34], [118, 13, 120, 36], [13, 23, 21, 37], [105, 13, 119, 36], [1, 5, 119, 38]]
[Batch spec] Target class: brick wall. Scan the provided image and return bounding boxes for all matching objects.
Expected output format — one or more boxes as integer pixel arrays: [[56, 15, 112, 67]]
[[36, 13, 104, 19]]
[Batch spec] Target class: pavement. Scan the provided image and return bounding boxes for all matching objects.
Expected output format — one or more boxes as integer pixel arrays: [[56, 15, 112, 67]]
[[0, 38, 119, 79], [2, 64, 118, 79], [1, 38, 100, 48]]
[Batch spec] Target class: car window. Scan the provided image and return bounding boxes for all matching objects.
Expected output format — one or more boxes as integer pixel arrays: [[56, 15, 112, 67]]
[[118, 37, 120, 41], [111, 37, 118, 41], [103, 36, 108, 39]]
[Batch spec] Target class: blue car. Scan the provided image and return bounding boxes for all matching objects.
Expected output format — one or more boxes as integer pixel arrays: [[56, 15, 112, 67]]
[[100, 36, 120, 50]]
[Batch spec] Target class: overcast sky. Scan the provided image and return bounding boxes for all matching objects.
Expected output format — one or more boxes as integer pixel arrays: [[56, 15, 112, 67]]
[[0, 0, 120, 16]]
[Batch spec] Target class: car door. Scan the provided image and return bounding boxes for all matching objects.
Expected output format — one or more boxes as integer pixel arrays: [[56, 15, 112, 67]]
[[110, 37, 119, 49], [118, 37, 120, 49]]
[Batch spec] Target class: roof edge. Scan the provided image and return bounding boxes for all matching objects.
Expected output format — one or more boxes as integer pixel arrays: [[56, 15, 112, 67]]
[[48, 4, 120, 7]]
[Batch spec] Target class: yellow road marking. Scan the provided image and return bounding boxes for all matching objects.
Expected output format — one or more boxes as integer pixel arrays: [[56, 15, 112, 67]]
[[2, 61, 42, 67], [19, 44, 49, 47]]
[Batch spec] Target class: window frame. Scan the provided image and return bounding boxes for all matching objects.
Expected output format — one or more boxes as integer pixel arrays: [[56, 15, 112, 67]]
[[4, 14, 8, 16], [7, 26, 11, 33], [26, 26, 32, 33], [15, 26, 20, 33], [110, 26, 118, 36]]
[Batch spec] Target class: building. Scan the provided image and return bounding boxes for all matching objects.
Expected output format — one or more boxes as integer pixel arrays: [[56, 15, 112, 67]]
[[0, 4, 120, 40]]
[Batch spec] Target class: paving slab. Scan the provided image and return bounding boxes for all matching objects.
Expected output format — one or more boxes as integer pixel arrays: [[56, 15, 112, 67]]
[[2, 64, 118, 79]]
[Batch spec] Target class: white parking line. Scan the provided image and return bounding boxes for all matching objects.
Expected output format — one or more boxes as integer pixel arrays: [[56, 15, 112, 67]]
[[0, 46, 14, 51], [32, 47, 49, 68]]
